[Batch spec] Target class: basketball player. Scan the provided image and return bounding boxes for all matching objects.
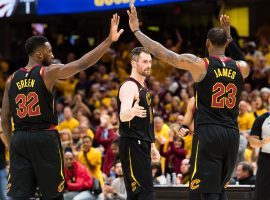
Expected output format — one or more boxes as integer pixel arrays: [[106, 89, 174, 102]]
[[117, 47, 160, 200], [0, 14, 123, 200], [128, 4, 249, 200]]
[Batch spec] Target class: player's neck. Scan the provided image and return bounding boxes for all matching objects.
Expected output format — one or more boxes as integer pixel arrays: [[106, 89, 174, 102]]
[[130, 72, 145, 86], [208, 49, 225, 57], [26, 59, 41, 69]]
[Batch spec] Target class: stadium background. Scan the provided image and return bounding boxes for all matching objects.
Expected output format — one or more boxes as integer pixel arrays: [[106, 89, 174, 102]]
[[0, 0, 270, 199]]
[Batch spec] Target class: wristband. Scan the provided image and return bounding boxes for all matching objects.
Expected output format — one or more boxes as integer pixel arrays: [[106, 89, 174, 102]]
[[133, 30, 140, 34]]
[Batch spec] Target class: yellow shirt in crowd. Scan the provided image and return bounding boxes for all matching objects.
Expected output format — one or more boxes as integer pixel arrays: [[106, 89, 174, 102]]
[[55, 79, 79, 98], [155, 124, 170, 173], [238, 112, 256, 132], [78, 147, 104, 186], [57, 118, 79, 132], [183, 134, 193, 157]]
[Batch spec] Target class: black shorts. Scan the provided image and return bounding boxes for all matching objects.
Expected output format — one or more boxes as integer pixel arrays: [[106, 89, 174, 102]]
[[119, 137, 155, 200], [189, 124, 239, 193], [255, 152, 270, 200], [8, 130, 65, 200]]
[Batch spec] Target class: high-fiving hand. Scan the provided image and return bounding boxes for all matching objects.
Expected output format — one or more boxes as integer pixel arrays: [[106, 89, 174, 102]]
[[131, 98, 147, 118], [127, 1, 140, 32], [220, 14, 231, 39], [109, 14, 124, 42]]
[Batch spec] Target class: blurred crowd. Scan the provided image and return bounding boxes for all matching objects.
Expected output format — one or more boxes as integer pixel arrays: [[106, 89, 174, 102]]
[[1, 27, 270, 199]]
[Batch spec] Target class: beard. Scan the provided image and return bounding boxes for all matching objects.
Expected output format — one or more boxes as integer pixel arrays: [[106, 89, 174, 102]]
[[138, 68, 151, 77], [42, 58, 52, 66]]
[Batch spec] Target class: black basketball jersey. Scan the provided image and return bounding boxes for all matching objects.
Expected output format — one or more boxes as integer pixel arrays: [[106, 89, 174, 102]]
[[9, 65, 58, 130], [117, 77, 154, 142], [195, 56, 244, 129]]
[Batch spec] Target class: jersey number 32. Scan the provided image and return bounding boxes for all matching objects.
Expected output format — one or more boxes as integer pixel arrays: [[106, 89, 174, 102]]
[[15, 92, 41, 118]]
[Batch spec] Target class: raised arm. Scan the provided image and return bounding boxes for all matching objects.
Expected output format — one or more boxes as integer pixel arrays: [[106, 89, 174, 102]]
[[220, 14, 250, 79], [44, 14, 124, 91], [119, 81, 146, 122], [1, 78, 12, 147], [127, 4, 206, 82]]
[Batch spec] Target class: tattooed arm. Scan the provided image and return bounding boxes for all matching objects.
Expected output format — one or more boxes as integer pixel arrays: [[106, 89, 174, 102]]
[[127, 4, 206, 82]]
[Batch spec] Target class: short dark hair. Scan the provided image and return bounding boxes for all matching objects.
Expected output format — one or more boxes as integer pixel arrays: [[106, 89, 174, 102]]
[[111, 137, 120, 146], [131, 47, 151, 61], [239, 161, 253, 177], [207, 27, 227, 47], [25, 36, 48, 56], [114, 159, 121, 167]]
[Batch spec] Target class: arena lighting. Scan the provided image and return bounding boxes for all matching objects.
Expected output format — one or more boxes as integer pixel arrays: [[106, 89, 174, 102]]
[[37, 0, 190, 15], [147, 26, 160, 32], [20, 0, 35, 14], [0, 0, 36, 18]]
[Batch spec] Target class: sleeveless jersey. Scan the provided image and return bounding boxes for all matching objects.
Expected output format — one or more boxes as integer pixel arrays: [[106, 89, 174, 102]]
[[117, 77, 154, 142], [9, 65, 58, 130], [195, 56, 244, 129]]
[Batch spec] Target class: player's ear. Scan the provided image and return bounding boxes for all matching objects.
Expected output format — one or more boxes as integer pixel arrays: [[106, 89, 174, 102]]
[[36, 51, 43, 59], [225, 40, 229, 48], [131, 59, 136, 68], [206, 39, 210, 49]]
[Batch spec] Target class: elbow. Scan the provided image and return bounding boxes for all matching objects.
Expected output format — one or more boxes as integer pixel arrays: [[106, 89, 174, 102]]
[[119, 114, 127, 122]]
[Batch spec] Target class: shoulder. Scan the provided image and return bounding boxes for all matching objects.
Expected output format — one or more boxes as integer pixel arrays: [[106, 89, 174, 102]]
[[75, 161, 87, 171], [256, 112, 270, 122], [77, 151, 83, 158], [119, 80, 139, 99], [71, 118, 79, 123], [111, 177, 121, 186], [91, 147, 102, 156], [120, 80, 138, 91]]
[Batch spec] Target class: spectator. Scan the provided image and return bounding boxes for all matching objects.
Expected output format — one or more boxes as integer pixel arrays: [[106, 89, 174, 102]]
[[252, 96, 268, 118], [102, 138, 120, 177], [232, 162, 256, 185], [98, 160, 126, 200], [72, 94, 91, 118], [154, 116, 170, 151], [237, 101, 255, 169], [79, 122, 94, 140], [95, 114, 117, 153], [238, 101, 255, 135], [151, 162, 162, 185], [75, 71, 92, 95], [64, 151, 97, 200], [71, 127, 81, 156], [160, 135, 186, 174], [58, 106, 80, 132], [180, 158, 190, 185], [78, 135, 104, 186], [56, 102, 65, 123], [59, 128, 73, 152], [0, 119, 8, 200]]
